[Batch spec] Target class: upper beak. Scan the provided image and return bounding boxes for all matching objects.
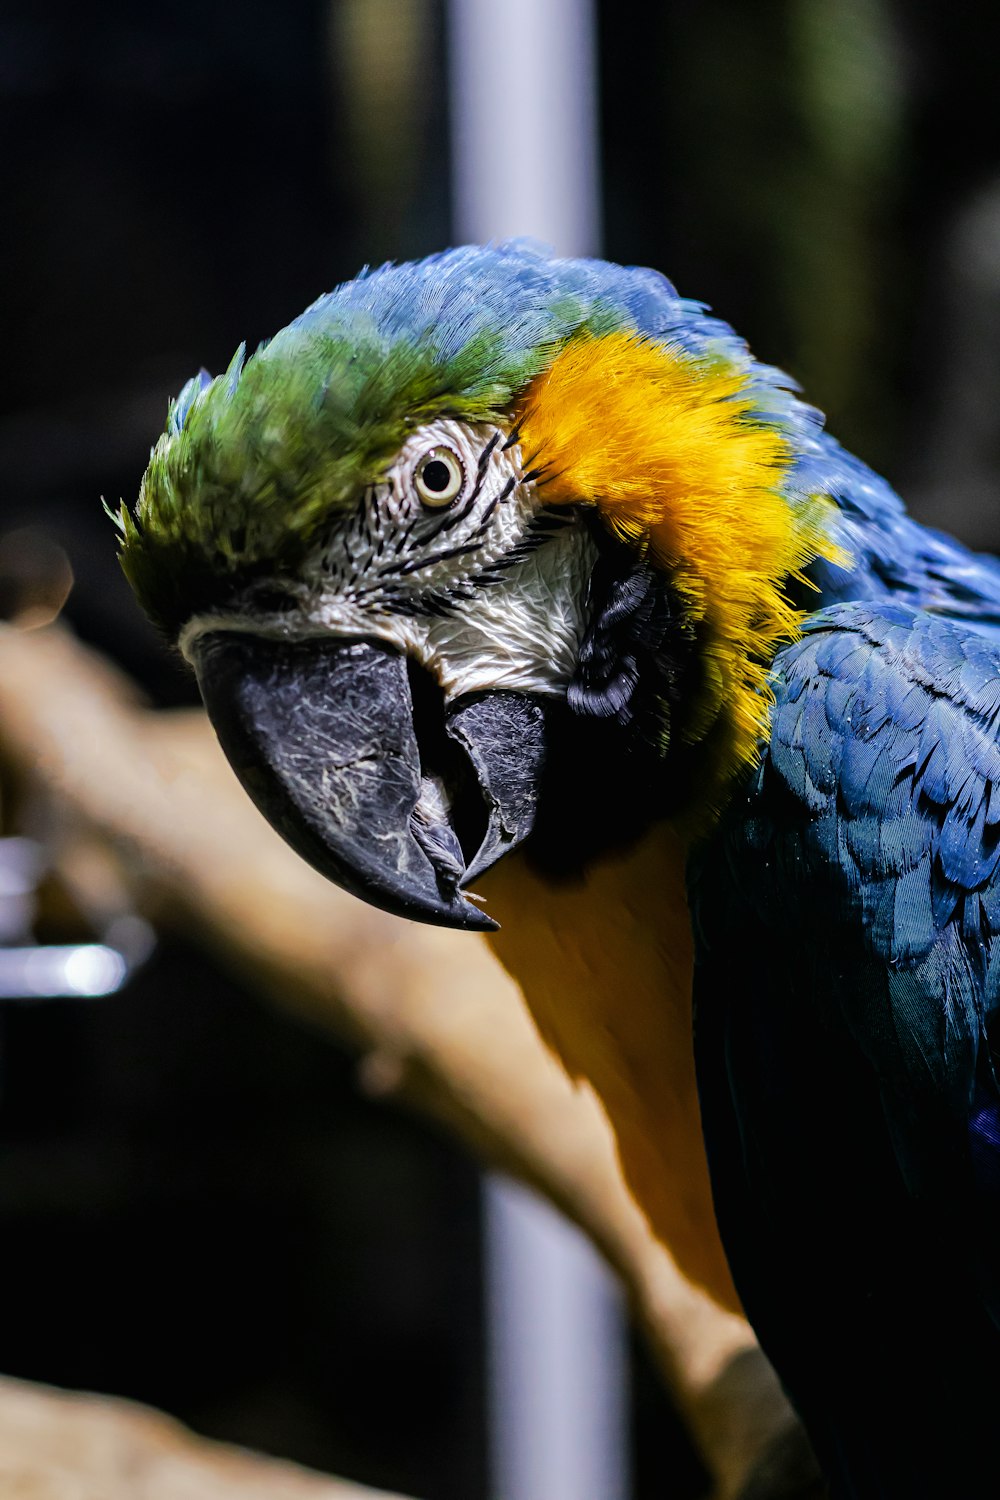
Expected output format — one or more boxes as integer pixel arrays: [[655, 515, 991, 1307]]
[[191, 632, 549, 930]]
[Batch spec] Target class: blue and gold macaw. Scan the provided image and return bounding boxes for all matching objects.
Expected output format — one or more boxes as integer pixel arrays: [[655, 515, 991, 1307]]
[[117, 243, 1000, 1497]]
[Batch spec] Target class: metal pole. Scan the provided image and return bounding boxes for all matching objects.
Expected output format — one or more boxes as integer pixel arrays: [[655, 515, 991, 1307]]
[[448, 0, 601, 257], [483, 1177, 630, 1500], [446, 5, 630, 1498]]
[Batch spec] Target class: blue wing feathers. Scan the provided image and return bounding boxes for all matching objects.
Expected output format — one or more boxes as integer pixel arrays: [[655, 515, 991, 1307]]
[[694, 529, 1000, 1495], [766, 607, 1000, 950]]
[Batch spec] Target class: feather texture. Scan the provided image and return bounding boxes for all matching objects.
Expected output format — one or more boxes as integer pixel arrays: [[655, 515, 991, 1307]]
[[692, 603, 1000, 1497], [120, 244, 1000, 1494], [518, 329, 843, 799]]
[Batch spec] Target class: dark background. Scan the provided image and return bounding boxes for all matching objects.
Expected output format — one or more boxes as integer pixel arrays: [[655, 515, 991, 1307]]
[[0, 2, 998, 1496]]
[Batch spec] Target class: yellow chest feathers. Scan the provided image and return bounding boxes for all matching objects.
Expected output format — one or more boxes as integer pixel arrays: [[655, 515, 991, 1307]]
[[480, 826, 738, 1309]]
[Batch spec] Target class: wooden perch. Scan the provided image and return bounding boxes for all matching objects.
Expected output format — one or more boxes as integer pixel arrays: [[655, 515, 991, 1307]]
[[0, 620, 809, 1500], [0, 1374, 410, 1500]]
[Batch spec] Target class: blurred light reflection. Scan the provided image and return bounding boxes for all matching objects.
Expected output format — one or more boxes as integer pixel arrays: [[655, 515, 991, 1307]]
[[0, 942, 129, 999]]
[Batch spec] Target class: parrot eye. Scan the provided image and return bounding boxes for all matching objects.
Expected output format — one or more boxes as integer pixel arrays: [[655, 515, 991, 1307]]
[[414, 447, 465, 509]]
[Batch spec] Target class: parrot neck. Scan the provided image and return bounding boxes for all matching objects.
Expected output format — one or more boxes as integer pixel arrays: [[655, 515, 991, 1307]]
[[518, 330, 844, 815], [479, 822, 739, 1312]]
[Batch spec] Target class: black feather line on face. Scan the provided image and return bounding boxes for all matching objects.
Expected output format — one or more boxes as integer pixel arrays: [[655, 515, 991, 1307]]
[[373, 505, 582, 619], [477, 430, 502, 470], [473, 506, 576, 582], [473, 475, 516, 533], [379, 538, 487, 580]]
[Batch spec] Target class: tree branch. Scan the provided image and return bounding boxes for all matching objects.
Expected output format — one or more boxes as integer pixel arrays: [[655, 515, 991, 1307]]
[[0, 621, 809, 1499], [0, 1375, 410, 1499]]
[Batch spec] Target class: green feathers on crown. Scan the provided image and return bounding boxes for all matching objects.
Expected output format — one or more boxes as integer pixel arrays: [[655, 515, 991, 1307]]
[[116, 242, 813, 635], [119, 322, 546, 633]]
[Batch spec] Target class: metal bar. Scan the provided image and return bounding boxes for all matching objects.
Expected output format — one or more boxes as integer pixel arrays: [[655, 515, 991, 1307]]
[[448, 0, 601, 256], [484, 1177, 630, 1500], [446, 4, 629, 1497]]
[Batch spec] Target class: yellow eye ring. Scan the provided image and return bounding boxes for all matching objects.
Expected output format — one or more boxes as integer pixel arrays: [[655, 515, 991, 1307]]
[[414, 447, 465, 509]]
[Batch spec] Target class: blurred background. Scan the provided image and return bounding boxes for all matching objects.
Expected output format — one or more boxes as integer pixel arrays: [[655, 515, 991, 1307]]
[[0, 1, 999, 1496]]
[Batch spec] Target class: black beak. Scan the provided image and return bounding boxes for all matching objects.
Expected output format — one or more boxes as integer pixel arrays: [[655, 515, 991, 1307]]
[[191, 632, 549, 930]]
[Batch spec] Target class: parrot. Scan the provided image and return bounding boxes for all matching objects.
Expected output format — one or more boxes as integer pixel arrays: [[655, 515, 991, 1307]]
[[116, 242, 1000, 1497]]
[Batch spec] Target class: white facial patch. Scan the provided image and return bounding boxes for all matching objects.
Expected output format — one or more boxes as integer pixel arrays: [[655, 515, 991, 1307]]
[[313, 419, 534, 602], [423, 522, 597, 697], [304, 416, 597, 700], [180, 416, 598, 703]]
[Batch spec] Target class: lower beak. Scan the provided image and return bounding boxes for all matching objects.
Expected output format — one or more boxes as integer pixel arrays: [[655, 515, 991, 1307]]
[[191, 632, 549, 930]]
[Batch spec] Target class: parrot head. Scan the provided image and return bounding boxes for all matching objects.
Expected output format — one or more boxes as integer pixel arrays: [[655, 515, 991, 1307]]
[[117, 243, 840, 930]]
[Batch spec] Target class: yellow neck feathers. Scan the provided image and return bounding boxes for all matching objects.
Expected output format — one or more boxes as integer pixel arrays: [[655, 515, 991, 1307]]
[[518, 330, 841, 809]]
